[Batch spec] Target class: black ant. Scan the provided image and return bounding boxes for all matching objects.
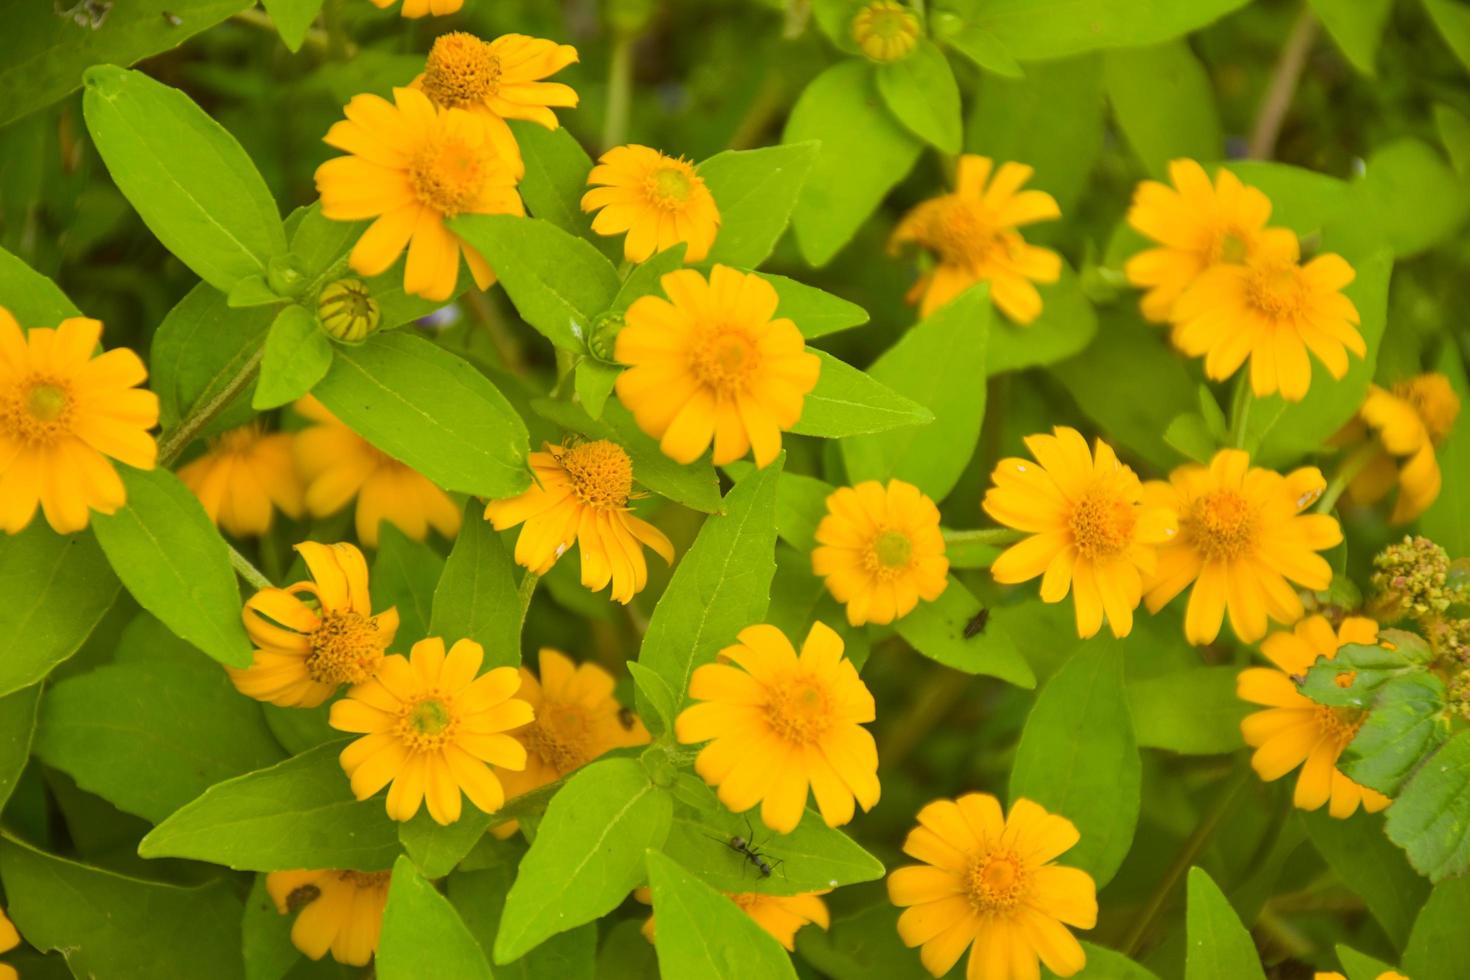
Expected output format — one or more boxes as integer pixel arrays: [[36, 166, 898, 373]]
[[707, 818, 784, 879], [964, 606, 990, 638]]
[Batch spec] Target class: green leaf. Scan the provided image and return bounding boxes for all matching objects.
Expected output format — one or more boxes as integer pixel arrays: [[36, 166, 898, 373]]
[[449, 867, 598, 980], [1335, 945, 1400, 980], [495, 758, 673, 962], [370, 524, 445, 647], [241, 873, 305, 980], [1009, 643, 1139, 885], [0, 244, 80, 324], [139, 741, 401, 871], [1424, 0, 1470, 73], [1184, 866, 1267, 980], [1419, 343, 1470, 553], [0, 835, 245, 980], [959, 0, 1252, 61], [876, 41, 963, 154], [1301, 809, 1429, 949], [452, 214, 621, 352], [1436, 103, 1470, 175], [0, 524, 118, 697], [227, 274, 284, 309], [794, 885, 931, 980], [842, 285, 989, 501], [1163, 414, 1217, 465], [635, 460, 781, 733], [646, 850, 798, 980], [430, 501, 522, 670], [1385, 730, 1470, 881], [786, 61, 923, 266], [35, 648, 285, 823], [398, 806, 494, 880], [0, 0, 252, 129], [0, 685, 41, 811], [1403, 875, 1470, 977], [595, 920, 658, 980], [509, 120, 608, 251], [150, 282, 274, 438], [91, 466, 251, 668], [1126, 667, 1248, 755], [1075, 943, 1162, 978], [377, 855, 494, 980], [660, 804, 885, 896], [574, 358, 621, 418], [288, 201, 359, 286], [1300, 636, 1432, 708], [1340, 673, 1448, 796], [699, 142, 819, 268], [1104, 40, 1221, 178], [1348, 138, 1470, 259], [769, 469, 836, 552], [986, 262, 1097, 374], [82, 65, 285, 292], [252, 304, 333, 410], [260, 0, 326, 53], [791, 351, 934, 438], [940, 24, 1024, 79], [894, 577, 1035, 688], [610, 244, 689, 313], [761, 273, 869, 339], [314, 331, 530, 499], [1309, 0, 1393, 74]]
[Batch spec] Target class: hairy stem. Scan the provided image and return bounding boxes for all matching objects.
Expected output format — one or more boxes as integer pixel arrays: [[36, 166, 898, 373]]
[[1317, 443, 1378, 514], [228, 543, 273, 591], [156, 343, 266, 468], [942, 527, 1024, 547], [1248, 5, 1319, 160]]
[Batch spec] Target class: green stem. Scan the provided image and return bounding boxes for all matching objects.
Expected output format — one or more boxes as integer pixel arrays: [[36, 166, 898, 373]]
[[321, 0, 351, 60], [1228, 375, 1254, 450], [942, 527, 1024, 547], [156, 343, 265, 467], [602, 34, 634, 151], [228, 544, 273, 591], [517, 571, 540, 629], [1316, 444, 1377, 515]]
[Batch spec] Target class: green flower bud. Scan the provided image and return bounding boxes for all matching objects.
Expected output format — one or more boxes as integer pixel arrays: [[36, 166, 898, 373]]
[[266, 253, 309, 298], [588, 310, 626, 362], [604, 0, 655, 35], [317, 279, 381, 344]]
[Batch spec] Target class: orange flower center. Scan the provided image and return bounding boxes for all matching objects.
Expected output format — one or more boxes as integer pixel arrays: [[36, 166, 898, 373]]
[[691, 327, 760, 394], [5, 378, 74, 446], [763, 675, 834, 746], [519, 700, 595, 773], [927, 200, 1010, 268], [1244, 259, 1308, 320], [646, 166, 694, 209], [1067, 484, 1137, 560], [864, 528, 915, 578], [397, 694, 458, 751], [306, 611, 384, 686], [1181, 489, 1258, 562], [1313, 703, 1364, 751], [410, 135, 491, 218], [336, 870, 392, 890], [420, 33, 501, 107], [965, 849, 1031, 914], [1394, 373, 1460, 443], [559, 440, 634, 509]]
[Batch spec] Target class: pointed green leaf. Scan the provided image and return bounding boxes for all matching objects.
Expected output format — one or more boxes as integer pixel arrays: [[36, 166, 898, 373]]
[[1126, 667, 1249, 755], [449, 866, 598, 980], [509, 120, 612, 254], [791, 351, 933, 438], [876, 41, 963, 154], [762, 273, 869, 339], [0, 244, 80, 324], [377, 855, 494, 980], [252, 304, 333, 410], [0, 685, 40, 812], [965, 0, 1252, 61], [369, 524, 445, 647], [150, 282, 274, 438], [987, 262, 1097, 374], [699, 141, 819, 268], [1309, 0, 1393, 74], [1385, 730, 1470, 881], [430, 501, 522, 669], [1403, 876, 1470, 977], [1185, 867, 1266, 980], [1301, 810, 1429, 949], [260, 0, 326, 53], [646, 850, 798, 980], [894, 577, 1035, 688], [1104, 41, 1221, 178]]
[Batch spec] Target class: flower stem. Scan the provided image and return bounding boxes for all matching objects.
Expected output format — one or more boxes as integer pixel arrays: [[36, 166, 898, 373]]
[[156, 343, 266, 468], [942, 527, 1024, 547], [1228, 375, 1254, 450], [602, 34, 635, 151], [1248, 4, 1319, 161], [1316, 444, 1377, 515], [228, 543, 273, 591]]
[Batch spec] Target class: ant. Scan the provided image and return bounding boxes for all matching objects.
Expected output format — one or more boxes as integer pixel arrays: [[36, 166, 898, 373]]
[[964, 606, 990, 638], [707, 817, 784, 879]]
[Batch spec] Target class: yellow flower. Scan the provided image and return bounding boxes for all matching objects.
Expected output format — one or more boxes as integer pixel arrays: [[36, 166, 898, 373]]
[[330, 636, 533, 824], [615, 266, 821, 467], [314, 86, 524, 302], [983, 427, 1176, 639], [675, 621, 879, 834], [637, 887, 831, 951], [851, 1, 921, 62], [266, 869, 391, 967], [1238, 615, 1392, 819], [368, 0, 461, 20], [582, 145, 721, 263], [0, 907, 18, 980], [484, 440, 674, 604], [0, 308, 157, 534], [1337, 374, 1460, 524], [1141, 449, 1342, 645], [294, 396, 461, 549], [889, 155, 1061, 324], [888, 794, 1097, 980], [811, 479, 950, 626], [492, 647, 650, 836], [1124, 159, 1275, 324], [1315, 973, 1408, 980], [178, 423, 304, 537], [1170, 231, 1363, 401], [227, 541, 399, 708]]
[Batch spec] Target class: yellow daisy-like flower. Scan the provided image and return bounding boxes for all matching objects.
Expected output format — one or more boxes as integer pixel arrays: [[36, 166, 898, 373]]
[[294, 396, 461, 549], [811, 479, 950, 627], [178, 423, 304, 538], [266, 869, 391, 967], [0, 308, 157, 534], [483, 440, 674, 605], [1170, 231, 1364, 402], [582, 145, 721, 263], [615, 266, 821, 467], [888, 794, 1098, 980], [1337, 374, 1460, 524], [889, 155, 1061, 324], [315, 86, 524, 303], [636, 887, 831, 951], [368, 0, 460, 21], [492, 647, 650, 836], [983, 427, 1176, 639], [0, 907, 18, 980], [1141, 449, 1342, 646], [1124, 159, 1275, 324], [330, 636, 533, 825], [227, 541, 399, 709], [851, 1, 921, 62], [675, 621, 879, 835], [1238, 615, 1392, 819]]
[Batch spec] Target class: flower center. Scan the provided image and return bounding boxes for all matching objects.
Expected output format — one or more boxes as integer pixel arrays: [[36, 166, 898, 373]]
[[519, 700, 595, 774], [691, 327, 760, 394], [5, 378, 74, 446], [396, 695, 458, 751], [1394, 374, 1460, 443], [852, 1, 920, 61], [1181, 489, 1258, 562], [1067, 484, 1137, 560], [965, 849, 1031, 914], [306, 611, 384, 686], [1212, 229, 1250, 264], [336, 870, 392, 890], [559, 440, 634, 509], [420, 33, 501, 107], [410, 135, 490, 218], [1313, 703, 1364, 751], [763, 675, 834, 747], [865, 529, 914, 577], [1244, 259, 1307, 319], [318, 278, 381, 343], [646, 166, 693, 209]]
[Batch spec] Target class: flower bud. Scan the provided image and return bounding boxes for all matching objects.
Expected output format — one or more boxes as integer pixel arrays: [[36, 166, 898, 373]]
[[851, 1, 921, 63], [588, 310, 625, 362], [266, 253, 309, 298], [317, 279, 381, 344]]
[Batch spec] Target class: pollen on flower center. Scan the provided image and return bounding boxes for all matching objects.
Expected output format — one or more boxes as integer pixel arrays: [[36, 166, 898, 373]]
[[1182, 489, 1258, 561], [866, 529, 914, 575], [1395, 374, 1460, 442], [965, 849, 1031, 914], [691, 327, 760, 393], [306, 611, 383, 685], [421, 33, 501, 108], [1067, 484, 1137, 560], [931, 202, 1003, 267], [520, 702, 595, 772], [397, 695, 457, 750], [763, 676, 834, 746], [1244, 260, 1307, 318], [1313, 704, 1364, 750], [5, 378, 74, 445], [559, 440, 634, 509], [646, 166, 692, 208], [410, 136, 490, 218]]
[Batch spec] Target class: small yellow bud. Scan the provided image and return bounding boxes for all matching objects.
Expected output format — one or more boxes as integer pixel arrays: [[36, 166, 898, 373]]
[[851, 1, 921, 63], [317, 279, 381, 344]]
